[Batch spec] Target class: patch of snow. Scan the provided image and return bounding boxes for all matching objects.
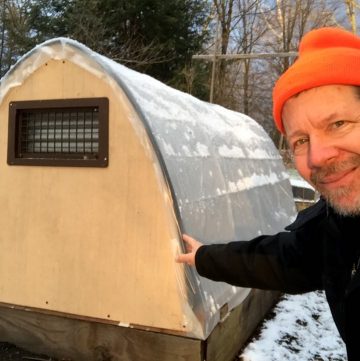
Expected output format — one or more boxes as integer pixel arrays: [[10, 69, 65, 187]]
[[118, 322, 130, 327], [181, 145, 192, 156], [240, 291, 346, 361], [218, 145, 246, 158], [290, 178, 315, 190], [195, 142, 210, 157], [228, 171, 288, 193], [161, 140, 177, 156], [287, 168, 314, 190]]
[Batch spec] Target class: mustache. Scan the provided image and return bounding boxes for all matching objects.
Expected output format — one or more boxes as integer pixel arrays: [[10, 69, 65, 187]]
[[310, 155, 360, 186]]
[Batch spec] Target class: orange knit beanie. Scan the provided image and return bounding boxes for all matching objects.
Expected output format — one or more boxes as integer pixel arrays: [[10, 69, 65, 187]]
[[272, 27, 360, 133]]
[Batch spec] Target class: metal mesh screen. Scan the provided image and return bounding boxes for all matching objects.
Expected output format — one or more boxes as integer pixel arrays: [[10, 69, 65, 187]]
[[19, 108, 99, 156]]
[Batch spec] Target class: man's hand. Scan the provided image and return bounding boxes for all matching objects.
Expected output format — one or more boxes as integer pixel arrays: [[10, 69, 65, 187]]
[[176, 234, 203, 266]]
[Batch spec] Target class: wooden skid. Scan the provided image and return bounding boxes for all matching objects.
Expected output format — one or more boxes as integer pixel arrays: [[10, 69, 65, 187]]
[[0, 306, 203, 361], [0, 289, 279, 361]]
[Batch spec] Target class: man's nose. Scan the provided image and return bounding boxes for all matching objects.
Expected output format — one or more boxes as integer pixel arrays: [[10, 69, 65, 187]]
[[308, 138, 339, 168]]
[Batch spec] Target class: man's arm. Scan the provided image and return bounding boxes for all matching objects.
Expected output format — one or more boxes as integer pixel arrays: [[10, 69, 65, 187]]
[[177, 230, 323, 294]]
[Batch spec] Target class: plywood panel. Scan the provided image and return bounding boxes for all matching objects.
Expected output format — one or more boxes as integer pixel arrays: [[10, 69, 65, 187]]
[[0, 60, 190, 333]]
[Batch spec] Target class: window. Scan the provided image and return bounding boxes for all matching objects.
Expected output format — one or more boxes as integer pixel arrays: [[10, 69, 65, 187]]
[[7, 98, 109, 167]]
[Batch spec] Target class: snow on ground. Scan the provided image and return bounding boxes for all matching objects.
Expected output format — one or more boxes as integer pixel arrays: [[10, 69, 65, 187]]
[[239, 291, 347, 361]]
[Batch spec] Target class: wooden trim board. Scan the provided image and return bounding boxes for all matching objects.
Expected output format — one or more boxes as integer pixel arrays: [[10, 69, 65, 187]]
[[0, 305, 204, 361]]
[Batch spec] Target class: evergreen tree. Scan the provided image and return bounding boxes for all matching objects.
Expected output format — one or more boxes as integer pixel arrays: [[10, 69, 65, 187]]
[[26, 0, 210, 85]]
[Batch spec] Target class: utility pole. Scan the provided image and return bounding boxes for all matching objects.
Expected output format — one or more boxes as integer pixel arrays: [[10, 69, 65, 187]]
[[193, 52, 298, 61], [209, 16, 220, 103]]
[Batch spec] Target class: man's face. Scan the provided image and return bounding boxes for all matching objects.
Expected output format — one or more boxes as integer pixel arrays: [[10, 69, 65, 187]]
[[282, 85, 360, 216]]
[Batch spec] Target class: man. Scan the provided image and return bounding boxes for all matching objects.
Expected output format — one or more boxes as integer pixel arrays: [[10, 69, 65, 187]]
[[176, 27, 360, 360]]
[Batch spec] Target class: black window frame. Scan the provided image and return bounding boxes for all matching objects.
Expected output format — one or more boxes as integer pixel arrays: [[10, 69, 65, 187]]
[[7, 98, 109, 167]]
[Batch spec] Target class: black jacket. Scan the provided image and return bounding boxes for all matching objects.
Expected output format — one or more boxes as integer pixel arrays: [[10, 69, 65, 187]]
[[195, 199, 360, 360]]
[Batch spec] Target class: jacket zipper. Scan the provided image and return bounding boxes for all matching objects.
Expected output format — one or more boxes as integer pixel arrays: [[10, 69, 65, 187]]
[[351, 256, 360, 279]]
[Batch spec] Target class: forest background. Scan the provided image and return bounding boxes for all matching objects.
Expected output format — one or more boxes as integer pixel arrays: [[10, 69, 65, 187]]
[[0, 0, 358, 146]]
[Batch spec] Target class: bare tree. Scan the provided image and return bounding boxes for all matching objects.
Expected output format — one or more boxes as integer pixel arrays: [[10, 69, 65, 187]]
[[258, 0, 339, 144], [233, 0, 268, 114], [212, 0, 235, 103], [210, 0, 267, 110], [0, 0, 6, 76], [265, 0, 338, 74], [344, 0, 357, 33]]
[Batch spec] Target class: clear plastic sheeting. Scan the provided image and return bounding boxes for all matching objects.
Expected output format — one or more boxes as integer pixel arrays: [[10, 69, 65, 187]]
[[0, 38, 297, 339]]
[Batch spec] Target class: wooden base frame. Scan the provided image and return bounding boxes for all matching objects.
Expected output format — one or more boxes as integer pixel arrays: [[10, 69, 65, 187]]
[[0, 289, 279, 361]]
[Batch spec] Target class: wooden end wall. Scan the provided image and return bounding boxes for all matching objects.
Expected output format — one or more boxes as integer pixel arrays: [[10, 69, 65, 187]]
[[0, 59, 189, 333]]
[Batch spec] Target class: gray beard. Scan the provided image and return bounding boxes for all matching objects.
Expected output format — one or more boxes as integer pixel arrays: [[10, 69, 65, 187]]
[[323, 187, 360, 216], [310, 155, 360, 216]]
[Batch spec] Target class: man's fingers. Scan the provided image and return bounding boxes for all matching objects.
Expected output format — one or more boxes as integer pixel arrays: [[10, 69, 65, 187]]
[[176, 234, 203, 266], [175, 253, 191, 264], [176, 253, 195, 266], [182, 234, 198, 250], [182, 234, 193, 245]]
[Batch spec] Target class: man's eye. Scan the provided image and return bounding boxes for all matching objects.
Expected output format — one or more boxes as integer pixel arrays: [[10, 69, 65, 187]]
[[333, 120, 345, 128], [293, 138, 308, 149]]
